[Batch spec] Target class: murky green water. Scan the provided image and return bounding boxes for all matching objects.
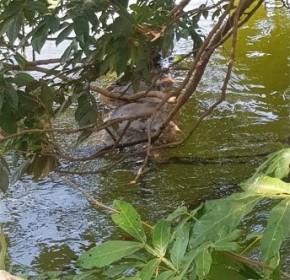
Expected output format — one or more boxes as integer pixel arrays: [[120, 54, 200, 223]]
[[0, 3, 289, 277]]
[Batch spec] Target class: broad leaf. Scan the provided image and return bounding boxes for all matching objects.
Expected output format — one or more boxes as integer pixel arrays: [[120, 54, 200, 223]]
[[45, 14, 60, 33], [76, 240, 143, 269], [155, 270, 175, 280], [7, 13, 23, 43], [104, 262, 144, 278], [246, 175, 290, 196], [265, 149, 290, 179], [213, 229, 241, 252], [170, 223, 190, 269], [0, 234, 7, 270], [112, 200, 146, 243], [241, 148, 290, 190], [14, 53, 27, 70], [5, 82, 18, 111], [152, 220, 171, 257], [195, 247, 212, 279], [139, 258, 161, 280], [166, 205, 189, 222], [0, 155, 9, 171], [190, 193, 261, 248], [31, 23, 49, 53], [14, 72, 35, 86], [73, 270, 100, 280], [56, 23, 74, 45], [261, 199, 290, 270], [0, 160, 9, 193]]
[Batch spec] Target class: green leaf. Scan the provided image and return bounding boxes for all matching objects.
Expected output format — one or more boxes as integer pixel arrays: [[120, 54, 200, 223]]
[[170, 223, 190, 269], [0, 155, 9, 172], [155, 271, 175, 280], [152, 220, 171, 257], [104, 262, 144, 278], [0, 161, 9, 192], [73, 270, 99, 280], [213, 229, 241, 252], [241, 149, 290, 189], [0, 234, 7, 270], [195, 248, 212, 279], [45, 14, 60, 33], [140, 258, 161, 280], [190, 193, 261, 248], [56, 23, 74, 45], [14, 53, 27, 70], [5, 82, 18, 111], [75, 94, 97, 126], [265, 149, 290, 179], [14, 72, 35, 86], [76, 240, 143, 269], [31, 23, 49, 53], [73, 16, 89, 43], [112, 200, 146, 243], [166, 205, 189, 222], [261, 199, 290, 270], [246, 175, 290, 196], [6, 13, 23, 43]]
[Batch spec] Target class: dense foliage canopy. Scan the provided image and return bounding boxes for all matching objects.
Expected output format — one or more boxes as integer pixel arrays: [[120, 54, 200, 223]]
[[0, 0, 267, 183]]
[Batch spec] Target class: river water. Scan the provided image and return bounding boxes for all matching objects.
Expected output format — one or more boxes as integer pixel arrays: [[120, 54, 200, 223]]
[[0, 2, 289, 277]]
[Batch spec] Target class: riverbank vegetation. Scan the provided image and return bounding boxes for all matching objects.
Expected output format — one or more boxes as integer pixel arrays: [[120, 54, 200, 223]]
[[0, 0, 267, 183], [1, 149, 290, 279]]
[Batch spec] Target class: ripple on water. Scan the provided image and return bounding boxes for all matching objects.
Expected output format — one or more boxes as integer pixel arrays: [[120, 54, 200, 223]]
[[0, 176, 113, 271]]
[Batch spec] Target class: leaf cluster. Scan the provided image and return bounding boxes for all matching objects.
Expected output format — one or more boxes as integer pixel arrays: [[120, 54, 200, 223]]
[[75, 149, 290, 279]]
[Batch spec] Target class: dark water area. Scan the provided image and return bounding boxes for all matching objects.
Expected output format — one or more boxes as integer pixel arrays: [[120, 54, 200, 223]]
[[0, 2, 289, 277]]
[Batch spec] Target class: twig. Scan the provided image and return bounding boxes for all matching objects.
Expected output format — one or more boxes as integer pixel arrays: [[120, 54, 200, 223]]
[[61, 176, 153, 229]]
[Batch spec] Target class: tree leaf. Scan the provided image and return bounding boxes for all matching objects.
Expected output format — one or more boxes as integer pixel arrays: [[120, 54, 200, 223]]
[[73, 270, 100, 280], [104, 262, 144, 278], [195, 247, 212, 280], [261, 199, 290, 270], [5, 82, 18, 111], [14, 72, 35, 86], [166, 205, 189, 222], [213, 229, 241, 252], [75, 94, 97, 126], [14, 53, 27, 70], [76, 240, 143, 269], [0, 233, 7, 270], [0, 161, 9, 193], [6, 13, 23, 43], [190, 193, 261, 248], [56, 23, 74, 46], [139, 258, 161, 280], [265, 149, 290, 179], [0, 155, 9, 172], [112, 200, 146, 243], [31, 23, 49, 53], [152, 219, 171, 257], [246, 175, 290, 196], [155, 270, 175, 280], [170, 223, 190, 269], [73, 16, 89, 44], [45, 14, 60, 33]]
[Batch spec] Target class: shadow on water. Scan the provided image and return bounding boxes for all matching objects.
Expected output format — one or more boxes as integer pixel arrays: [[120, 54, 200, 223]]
[[0, 2, 289, 276]]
